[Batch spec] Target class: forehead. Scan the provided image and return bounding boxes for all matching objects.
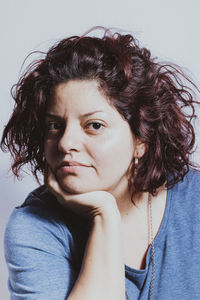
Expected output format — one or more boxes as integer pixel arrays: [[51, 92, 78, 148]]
[[47, 80, 117, 116]]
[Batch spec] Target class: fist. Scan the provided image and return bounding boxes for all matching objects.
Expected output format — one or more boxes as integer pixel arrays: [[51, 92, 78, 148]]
[[45, 167, 119, 220]]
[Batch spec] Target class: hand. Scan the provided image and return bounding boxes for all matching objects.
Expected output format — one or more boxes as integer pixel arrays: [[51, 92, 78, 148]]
[[44, 166, 120, 220]]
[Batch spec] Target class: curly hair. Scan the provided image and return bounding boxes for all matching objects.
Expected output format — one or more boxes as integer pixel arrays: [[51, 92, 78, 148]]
[[1, 28, 199, 195]]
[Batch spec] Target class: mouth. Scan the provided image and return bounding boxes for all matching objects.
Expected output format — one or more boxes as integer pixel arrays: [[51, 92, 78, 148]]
[[58, 160, 89, 167], [56, 160, 90, 174]]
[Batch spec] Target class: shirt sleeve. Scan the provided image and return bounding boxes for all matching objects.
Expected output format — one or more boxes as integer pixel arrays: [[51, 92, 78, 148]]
[[4, 200, 79, 300]]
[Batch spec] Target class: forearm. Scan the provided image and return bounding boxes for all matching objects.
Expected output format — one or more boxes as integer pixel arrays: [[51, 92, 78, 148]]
[[67, 205, 125, 300]]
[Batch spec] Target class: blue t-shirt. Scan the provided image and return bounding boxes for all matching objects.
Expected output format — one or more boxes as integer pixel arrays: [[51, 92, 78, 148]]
[[4, 169, 200, 299]]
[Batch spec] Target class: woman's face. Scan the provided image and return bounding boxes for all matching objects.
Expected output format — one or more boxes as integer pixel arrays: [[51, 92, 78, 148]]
[[44, 80, 144, 197]]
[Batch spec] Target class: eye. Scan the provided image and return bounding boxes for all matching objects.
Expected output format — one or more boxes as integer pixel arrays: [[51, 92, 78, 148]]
[[86, 122, 105, 132], [85, 121, 106, 135], [89, 122, 103, 129], [45, 121, 64, 136], [47, 121, 62, 130]]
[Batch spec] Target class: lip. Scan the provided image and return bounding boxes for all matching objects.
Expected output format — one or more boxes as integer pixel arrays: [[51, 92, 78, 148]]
[[56, 160, 90, 173], [58, 160, 89, 168]]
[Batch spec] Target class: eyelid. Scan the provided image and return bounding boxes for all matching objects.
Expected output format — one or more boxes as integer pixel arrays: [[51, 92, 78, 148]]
[[85, 117, 106, 123], [85, 121, 106, 132], [85, 119, 106, 126], [45, 120, 61, 125], [45, 120, 64, 131], [45, 116, 62, 122]]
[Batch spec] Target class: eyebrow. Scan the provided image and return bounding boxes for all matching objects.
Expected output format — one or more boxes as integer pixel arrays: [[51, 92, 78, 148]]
[[82, 110, 104, 117], [45, 110, 104, 119], [45, 114, 63, 120]]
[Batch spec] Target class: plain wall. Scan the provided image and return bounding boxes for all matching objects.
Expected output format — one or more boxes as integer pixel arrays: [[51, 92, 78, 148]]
[[1, 1, 200, 298]]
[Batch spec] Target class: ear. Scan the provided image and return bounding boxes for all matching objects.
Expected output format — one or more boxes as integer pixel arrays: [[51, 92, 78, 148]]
[[134, 138, 146, 158]]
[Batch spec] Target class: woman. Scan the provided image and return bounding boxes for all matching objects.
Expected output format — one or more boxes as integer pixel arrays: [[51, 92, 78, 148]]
[[1, 29, 200, 300]]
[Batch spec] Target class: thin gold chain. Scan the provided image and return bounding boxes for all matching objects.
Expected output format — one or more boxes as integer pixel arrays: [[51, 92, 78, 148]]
[[125, 193, 155, 300]]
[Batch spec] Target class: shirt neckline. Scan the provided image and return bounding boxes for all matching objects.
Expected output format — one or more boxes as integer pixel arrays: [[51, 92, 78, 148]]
[[125, 186, 172, 274]]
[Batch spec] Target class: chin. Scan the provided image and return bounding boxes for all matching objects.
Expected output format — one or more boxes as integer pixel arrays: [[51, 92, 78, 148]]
[[58, 178, 94, 194]]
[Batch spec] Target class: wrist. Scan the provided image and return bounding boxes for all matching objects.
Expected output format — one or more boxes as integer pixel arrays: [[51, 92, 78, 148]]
[[93, 198, 121, 226]]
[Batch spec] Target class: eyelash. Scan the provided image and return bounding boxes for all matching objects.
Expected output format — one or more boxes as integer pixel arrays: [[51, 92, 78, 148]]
[[45, 122, 63, 131], [86, 122, 105, 131], [45, 121, 105, 134]]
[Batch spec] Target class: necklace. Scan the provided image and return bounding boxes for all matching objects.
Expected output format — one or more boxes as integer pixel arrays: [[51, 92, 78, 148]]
[[125, 193, 155, 300]]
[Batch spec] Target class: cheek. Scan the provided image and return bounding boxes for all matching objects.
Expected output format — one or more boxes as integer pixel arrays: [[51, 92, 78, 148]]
[[90, 131, 135, 174], [44, 140, 57, 166]]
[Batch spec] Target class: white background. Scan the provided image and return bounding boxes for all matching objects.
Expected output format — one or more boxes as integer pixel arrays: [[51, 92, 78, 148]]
[[1, 1, 200, 298]]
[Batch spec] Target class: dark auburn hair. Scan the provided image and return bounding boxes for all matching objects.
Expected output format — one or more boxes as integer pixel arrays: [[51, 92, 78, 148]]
[[1, 28, 199, 195]]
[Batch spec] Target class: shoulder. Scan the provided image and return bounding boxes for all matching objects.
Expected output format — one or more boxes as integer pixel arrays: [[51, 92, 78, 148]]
[[172, 167, 200, 196], [5, 186, 68, 258], [4, 186, 90, 298], [4, 186, 89, 299], [5, 185, 90, 263], [169, 168, 200, 221]]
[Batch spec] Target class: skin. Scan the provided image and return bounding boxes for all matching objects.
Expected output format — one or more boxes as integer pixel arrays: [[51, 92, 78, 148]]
[[44, 79, 145, 206], [43, 79, 167, 299]]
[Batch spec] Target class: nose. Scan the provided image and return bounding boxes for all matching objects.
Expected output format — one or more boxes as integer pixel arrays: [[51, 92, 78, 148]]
[[58, 123, 83, 154]]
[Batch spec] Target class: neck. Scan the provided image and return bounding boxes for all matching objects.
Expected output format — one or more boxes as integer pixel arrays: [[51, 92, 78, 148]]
[[114, 187, 148, 219]]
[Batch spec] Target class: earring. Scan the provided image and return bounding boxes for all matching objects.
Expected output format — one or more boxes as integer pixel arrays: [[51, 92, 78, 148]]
[[134, 156, 139, 176]]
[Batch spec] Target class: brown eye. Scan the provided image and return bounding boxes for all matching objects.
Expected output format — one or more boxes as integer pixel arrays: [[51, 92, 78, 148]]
[[91, 123, 102, 129], [86, 122, 104, 131], [46, 121, 63, 131], [44, 121, 64, 138]]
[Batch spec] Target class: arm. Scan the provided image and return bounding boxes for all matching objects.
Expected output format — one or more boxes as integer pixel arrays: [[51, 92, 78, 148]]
[[67, 199, 125, 300], [46, 169, 126, 300]]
